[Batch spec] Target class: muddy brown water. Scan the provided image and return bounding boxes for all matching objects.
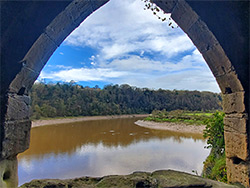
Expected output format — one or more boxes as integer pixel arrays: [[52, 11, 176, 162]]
[[18, 117, 210, 186]]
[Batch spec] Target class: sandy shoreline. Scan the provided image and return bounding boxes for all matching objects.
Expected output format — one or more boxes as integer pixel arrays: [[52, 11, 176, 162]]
[[32, 114, 148, 128], [134, 120, 205, 134], [32, 115, 205, 134]]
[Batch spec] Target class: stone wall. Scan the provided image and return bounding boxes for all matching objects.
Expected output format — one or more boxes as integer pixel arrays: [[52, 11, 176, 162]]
[[0, 0, 249, 187]]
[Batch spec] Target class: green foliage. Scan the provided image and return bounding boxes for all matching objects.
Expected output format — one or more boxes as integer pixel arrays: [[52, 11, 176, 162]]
[[202, 111, 227, 183], [30, 83, 222, 119], [203, 111, 225, 155], [211, 154, 227, 182], [145, 109, 215, 125], [203, 152, 227, 183]]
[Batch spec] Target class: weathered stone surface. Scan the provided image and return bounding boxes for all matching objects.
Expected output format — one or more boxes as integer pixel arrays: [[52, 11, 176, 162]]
[[19, 170, 237, 188], [201, 43, 233, 77], [5, 94, 30, 121], [8, 66, 40, 95], [66, 0, 108, 25], [45, 0, 109, 46], [154, 0, 177, 13], [216, 72, 244, 94], [22, 33, 58, 74], [225, 113, 248, 119], [0, 157, 18, 188], [1, 120, 31, 159], [170, 0, 199, 33], [44, 9, 78, 46], [223, 92, 246, 114], [187, 19, 218, 53], [226, 158, 250, 187], [224, 131, 249, 160], [224, 116, 248, 134]]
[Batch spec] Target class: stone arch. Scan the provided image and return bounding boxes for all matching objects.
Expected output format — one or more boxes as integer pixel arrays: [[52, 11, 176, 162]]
[[0, 0, 249, 187]]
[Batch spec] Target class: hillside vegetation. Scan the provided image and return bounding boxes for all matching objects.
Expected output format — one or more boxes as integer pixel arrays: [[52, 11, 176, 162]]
[[30, 82, 222, 119]]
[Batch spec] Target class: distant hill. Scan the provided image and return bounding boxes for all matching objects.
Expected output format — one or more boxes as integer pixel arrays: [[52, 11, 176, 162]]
[[30, 83, 222, 119]]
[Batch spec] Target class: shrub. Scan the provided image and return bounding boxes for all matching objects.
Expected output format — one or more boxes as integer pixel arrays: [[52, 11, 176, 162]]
[[203, 111, 227, 183], [203, 111, 225, 156]]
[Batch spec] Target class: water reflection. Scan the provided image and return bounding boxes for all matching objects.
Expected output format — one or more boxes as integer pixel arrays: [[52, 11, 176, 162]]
[[18, 118, 209, 186]]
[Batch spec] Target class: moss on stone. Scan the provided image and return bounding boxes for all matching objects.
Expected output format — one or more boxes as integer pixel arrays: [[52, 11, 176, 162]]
[[20, 170, 238, 188]]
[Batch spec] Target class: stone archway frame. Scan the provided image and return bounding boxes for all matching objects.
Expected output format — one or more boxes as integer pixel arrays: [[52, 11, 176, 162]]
[[2, 0, 248, 186]]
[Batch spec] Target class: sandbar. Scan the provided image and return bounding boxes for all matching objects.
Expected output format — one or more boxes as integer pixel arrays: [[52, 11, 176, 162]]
[[134, 120, 205, 134]]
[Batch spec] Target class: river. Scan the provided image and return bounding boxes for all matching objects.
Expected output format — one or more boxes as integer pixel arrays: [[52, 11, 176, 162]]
[[17, 117, 210, 186]]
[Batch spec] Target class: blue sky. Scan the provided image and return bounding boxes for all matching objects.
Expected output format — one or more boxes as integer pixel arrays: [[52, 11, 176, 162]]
[[38, 0, 220, 93]]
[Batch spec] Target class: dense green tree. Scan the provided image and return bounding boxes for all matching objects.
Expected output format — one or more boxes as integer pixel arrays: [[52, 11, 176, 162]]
[[30, 82, 222, 119]]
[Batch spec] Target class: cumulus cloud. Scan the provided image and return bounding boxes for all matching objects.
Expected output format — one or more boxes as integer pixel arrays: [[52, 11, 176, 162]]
[[40, 68, 129, 82], [112, 69, 219, 92], [99, 49, 206, 73], [40, 0, 220, 92], [55, 65, 73, 69], [64, 0, 194, 60]]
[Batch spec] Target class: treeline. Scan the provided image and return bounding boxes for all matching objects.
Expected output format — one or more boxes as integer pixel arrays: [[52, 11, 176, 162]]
[[30, 82, 222, 119]]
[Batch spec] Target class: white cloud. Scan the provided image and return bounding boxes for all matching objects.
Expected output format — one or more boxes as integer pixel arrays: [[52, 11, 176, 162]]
[[89, 55, 95, 61], [140, 50, 144, 56], [55, 65, 72, 69], [100, 49, 205, 73], [64, 0, 194, 60], [59, 52, 64, 55], [41, 68, 129, 82], [113, 69, 220, 92], [40, 0, 220, 92]]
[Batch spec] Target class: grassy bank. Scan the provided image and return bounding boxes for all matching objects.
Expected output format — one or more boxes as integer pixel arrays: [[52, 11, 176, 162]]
[[144, 110, 214, 125]]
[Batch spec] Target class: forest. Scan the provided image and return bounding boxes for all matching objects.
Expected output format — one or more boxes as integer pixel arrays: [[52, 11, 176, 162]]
[[30, 82, 222, 119]]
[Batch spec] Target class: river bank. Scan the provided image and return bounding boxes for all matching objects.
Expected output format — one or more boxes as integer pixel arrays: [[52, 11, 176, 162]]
[[32, 114, 148, 128], [135, 120, 206, 134]]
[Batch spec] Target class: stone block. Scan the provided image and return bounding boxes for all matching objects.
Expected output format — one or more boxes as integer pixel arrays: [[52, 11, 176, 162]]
[[216, 71, 244, 94], [22, 33, 58, 74], [224, 116, 247, 134], [223, 92, 245, 114], [66, 0, 108, 25], [8, 66, 39, 95], [1, 120, 31, 159], [5, 94, 30, 121], [201, 43, 233, 77], [45, 0, 108, 46], [45, 9, 78, 46], [226, 158, 250, 187], [171, 0, 199, 33], [44, 0, 109, 46], [224, 131, 249, 160], [154, 0, 177, 13], [187, 19, 218, 53], [0, 157, 18, 188]]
